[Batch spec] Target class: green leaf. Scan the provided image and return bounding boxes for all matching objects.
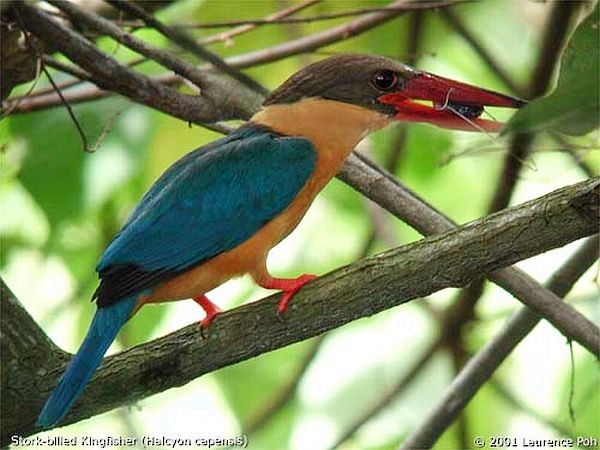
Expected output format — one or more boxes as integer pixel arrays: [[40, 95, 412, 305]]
[[505, 6, 599, 136]]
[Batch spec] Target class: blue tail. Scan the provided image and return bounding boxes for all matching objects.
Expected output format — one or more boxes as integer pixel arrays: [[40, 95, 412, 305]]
[[36, 296, 137, 428]]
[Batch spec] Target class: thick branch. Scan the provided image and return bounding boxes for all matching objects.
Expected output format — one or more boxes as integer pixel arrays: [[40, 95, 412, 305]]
[[3, 178, 598, 441], [0, 281, 64, 365], [399, 235, 600, 450], [339, 155, 600, 356], [0, 280, 69, 440], [333, 236, 599, 449]]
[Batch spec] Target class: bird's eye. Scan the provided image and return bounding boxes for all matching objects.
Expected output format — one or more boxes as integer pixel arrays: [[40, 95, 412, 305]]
[[372, 70, 398, 91]]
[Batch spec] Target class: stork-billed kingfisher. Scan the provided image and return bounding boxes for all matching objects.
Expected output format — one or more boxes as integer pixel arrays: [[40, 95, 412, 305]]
[[36, 54, 524, 428]]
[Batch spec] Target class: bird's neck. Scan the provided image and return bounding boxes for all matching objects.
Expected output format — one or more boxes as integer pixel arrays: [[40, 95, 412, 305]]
[[251, 98, 390, 181]]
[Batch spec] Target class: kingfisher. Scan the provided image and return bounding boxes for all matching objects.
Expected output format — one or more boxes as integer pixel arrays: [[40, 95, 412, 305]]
[[36, 54, 524, 428]]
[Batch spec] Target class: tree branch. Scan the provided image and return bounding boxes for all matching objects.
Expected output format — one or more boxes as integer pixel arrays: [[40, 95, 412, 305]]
[[399, 234, 600, 449], [0, 280, 69, 441], [338, 155, 600, 356], [3, 0, 318, 106], [4, 0, 448, 114], [198, 0, 320, 46], [122, 1, 464, 29], [104, 0, 268, 96], [2, 178, 597, 442], [13, 1, 261, 122], [45, 0, 215, 92]]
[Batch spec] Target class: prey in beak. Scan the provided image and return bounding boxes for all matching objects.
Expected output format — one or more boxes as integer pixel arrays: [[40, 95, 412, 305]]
[[378, 69, 526, 132], [264, 54, 525, 133]]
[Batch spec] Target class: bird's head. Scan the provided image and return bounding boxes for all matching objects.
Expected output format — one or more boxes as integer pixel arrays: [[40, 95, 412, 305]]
[[263, 54, 525, 133]]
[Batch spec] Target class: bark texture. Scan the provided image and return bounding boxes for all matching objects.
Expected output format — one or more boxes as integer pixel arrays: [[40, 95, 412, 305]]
[[1, 178, 597, 443]]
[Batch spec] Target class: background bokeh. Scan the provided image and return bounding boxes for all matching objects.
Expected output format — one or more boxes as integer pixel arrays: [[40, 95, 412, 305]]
[[2, 1, 598, 449]]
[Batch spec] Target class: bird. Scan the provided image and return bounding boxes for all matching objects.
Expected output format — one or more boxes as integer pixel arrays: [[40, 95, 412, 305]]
[[36, 54, 524, 428]]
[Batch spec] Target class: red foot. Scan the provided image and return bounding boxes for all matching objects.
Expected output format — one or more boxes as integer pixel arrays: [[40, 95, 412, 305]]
[[258, 274, 317, 318], [193, 295, 222, 338]]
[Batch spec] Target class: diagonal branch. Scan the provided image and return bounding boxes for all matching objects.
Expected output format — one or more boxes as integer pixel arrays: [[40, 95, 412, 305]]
[[4, 0, 454, 114], [199, 0, 321, 45], [122, 1, 466, 29], [338, 154, 600, 356], [2, 177, 597, 442], [103, 0, 269, 96], [45, 0, 224, 93], [399, 234, 600, 449], [4, 0, 318, 106], [331, 236, 599, 449], [13, 1, 260, 123]]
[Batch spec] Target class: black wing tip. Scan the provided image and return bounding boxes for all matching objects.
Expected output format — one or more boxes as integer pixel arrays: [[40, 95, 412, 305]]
[[95, 264, 176, 307]]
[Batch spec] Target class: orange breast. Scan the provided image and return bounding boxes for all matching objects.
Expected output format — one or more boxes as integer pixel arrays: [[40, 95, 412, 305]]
[[141, 98, 390, 305]]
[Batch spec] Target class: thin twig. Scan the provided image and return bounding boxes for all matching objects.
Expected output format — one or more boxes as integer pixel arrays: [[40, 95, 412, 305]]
[[41, 54, 91, 81], [12, 8, 90, 152], [88, 109, 122, 153], [105, 0, 268, 96], [441, 9, 525, 96], [199, 0, 320, 45], [47, 0, 211, 92], [116, 1, 465, 29], [490, 378, 574, 437], [14, 2, 254, 123], [40, 64, 90, 151], [4, 0, 447, 114]]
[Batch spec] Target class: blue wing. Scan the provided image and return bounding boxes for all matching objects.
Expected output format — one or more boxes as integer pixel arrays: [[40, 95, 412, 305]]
[[94, 124, 316, 306]]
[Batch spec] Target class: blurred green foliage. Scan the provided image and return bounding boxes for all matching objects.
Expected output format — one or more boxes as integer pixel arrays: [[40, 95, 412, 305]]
[[1, 1, 598, 449], [507, 5, 600, 136]]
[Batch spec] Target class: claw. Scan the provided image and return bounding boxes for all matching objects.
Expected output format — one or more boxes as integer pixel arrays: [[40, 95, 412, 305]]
[[276, 310, 285, 324], [258, 273, 317, 319], [193, 295, 222, 338]]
